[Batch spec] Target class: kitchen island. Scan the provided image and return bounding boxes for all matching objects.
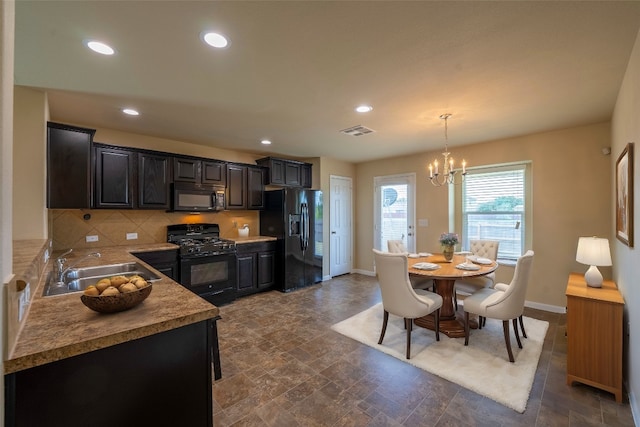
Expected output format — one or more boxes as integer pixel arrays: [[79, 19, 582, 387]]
[[5, 242, 219, 427]]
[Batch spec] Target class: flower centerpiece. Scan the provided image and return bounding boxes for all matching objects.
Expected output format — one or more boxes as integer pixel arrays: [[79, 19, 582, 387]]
[[439, 232, 459, 262]]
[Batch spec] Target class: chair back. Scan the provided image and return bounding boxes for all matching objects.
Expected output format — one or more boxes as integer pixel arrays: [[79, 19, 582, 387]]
[[485, 250, 534, 319], [470, 240, 500, 260], [373, 249, 435, 318], [387, 240, 408, 253]]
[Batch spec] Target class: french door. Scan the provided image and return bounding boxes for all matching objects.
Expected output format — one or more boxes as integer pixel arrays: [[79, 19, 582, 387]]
[[374, 173, 416, 253]]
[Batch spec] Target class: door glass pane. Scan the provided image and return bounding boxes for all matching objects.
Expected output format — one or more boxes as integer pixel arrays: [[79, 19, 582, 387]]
[[380, 184, 408, 251]]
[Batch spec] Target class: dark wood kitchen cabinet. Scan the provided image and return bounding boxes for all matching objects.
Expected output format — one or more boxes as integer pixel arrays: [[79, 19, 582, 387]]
[[46, 122, 95, 208], [236, 241, 276, 296], [138, 152, 172, 209], [133, 249, 179, 281], [256, 157, 312, 188], [174, 156, 226, 186], [5, 320, 215, 427], [227, 164, 265, 210], [247, 166, 266, 209], [94, 144, 136, 208]]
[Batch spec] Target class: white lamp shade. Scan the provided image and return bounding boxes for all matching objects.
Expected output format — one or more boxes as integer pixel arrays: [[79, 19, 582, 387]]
[[576, 237, 612, 266]]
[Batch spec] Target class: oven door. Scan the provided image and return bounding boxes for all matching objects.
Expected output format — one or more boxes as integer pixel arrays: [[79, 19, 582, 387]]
[[180, 253, 237, 305]]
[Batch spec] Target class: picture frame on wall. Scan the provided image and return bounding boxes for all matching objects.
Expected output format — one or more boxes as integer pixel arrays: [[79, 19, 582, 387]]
[[616, 142, 634, 247]]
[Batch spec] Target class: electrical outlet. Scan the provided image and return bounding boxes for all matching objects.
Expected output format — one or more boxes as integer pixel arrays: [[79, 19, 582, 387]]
[[126, 232, 138, 240], [86, 235, 99, 242]]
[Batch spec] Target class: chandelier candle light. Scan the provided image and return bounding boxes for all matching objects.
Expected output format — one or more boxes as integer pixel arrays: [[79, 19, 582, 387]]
[[429, 114, 467, 186]]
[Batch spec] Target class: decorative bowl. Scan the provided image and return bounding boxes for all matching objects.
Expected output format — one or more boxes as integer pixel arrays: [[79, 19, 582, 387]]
[[81, 284, 153, 313]]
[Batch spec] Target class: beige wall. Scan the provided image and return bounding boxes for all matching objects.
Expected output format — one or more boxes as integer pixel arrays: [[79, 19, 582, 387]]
[[611, 27, 640, 420], [356, 122, 612, 310], [13, 86, 48, 239]]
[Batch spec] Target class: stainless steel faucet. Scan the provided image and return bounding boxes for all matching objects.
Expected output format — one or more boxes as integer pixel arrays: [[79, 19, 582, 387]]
[[55, 250, 101, 282]]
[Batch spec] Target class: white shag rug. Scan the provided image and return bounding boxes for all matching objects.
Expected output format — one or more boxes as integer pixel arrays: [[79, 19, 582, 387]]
[[331, 303, 549, 413]]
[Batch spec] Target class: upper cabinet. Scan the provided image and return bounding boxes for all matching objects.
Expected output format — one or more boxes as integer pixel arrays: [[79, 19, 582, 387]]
[[94, 144, 136, 209], [138, 152, 172, 209], [226, 164, 266, 210], [256, 157, 312, 188], [173, 156, 226, 186], [47, 122, 95, 209]]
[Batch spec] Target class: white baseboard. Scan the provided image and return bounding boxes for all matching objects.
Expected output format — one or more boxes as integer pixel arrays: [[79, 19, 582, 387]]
[[352, 269, 375, 277], [525, 300, 566, 314], [629, 388, 639, 427], [322, 275, 332, 281]]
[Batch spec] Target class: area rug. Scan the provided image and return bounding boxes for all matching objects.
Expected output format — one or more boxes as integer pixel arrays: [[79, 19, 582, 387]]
[[331, 303, 549, 413]]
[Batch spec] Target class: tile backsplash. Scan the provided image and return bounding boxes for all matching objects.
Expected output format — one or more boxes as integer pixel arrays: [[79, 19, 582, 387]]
[[49, 209, 260, 251]]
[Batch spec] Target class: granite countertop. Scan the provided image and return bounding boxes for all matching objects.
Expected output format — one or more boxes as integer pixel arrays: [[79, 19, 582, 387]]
[[5, 243, 219, 375], [228, 236, 278, 244]]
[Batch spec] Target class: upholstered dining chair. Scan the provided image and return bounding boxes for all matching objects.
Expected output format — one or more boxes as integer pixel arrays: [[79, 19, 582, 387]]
[[387, 240, 433, 290], [462, 250, 534, 363], [454, 240, 500, 309], [373, 249, 443, 359], [387, 239, 408, 253]]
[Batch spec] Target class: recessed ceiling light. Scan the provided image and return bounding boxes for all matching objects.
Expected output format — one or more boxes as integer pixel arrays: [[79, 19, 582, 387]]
[[261, 139, 272, 145], [122, 108, 139, 116], [85, 40, 115, 55], [355, 105, 373, 113], [202, 32, 229, 49]]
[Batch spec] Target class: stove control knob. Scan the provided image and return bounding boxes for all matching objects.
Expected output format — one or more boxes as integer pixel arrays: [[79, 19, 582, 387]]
[[187, 248, 194, 253]]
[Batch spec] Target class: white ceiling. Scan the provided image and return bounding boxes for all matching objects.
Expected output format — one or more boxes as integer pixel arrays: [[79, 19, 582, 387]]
[[14, 1, 640, 163]]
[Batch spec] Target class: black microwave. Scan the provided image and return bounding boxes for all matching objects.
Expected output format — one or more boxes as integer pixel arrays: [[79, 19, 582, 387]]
[[172, 182, 225, 212]]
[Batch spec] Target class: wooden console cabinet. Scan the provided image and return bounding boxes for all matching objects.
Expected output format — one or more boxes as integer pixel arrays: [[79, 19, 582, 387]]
[[566, 273, 624, 402]]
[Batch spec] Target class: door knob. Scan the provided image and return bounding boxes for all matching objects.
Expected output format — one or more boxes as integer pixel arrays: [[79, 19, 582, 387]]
[[331, 231, 336, 234]]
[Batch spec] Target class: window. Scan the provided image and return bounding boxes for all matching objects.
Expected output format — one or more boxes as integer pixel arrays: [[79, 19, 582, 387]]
[[459, 163, 530, 260]]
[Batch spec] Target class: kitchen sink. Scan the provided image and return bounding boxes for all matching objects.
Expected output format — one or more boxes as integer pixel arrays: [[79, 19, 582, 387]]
[[43, 262, 161, 297]]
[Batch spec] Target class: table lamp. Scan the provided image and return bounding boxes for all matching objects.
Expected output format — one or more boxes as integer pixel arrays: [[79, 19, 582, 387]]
[[576, 236, 612, 288]]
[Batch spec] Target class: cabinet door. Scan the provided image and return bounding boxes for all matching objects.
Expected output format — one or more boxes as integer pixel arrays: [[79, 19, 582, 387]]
[[237, 253, 257, 291], [270, 159, 285, 185], [94, 146, 135, 208], [47, 123, 94, 208], [247, 166, 265, 210], [284, 162, 301, 186], [202, 160, 227, 186], [173, 157, 200, 183], [226, 164, 247, 209], [301, 164, 312, 188], [138, 153, 171, 209], [257, 251, 275, 289]]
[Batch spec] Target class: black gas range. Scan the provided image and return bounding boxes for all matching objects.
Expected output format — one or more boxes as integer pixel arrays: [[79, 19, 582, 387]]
[[168, 223, 237, 306]]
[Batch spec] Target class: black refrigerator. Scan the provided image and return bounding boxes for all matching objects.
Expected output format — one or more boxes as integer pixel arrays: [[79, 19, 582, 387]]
[[260, 188, 323, 292]]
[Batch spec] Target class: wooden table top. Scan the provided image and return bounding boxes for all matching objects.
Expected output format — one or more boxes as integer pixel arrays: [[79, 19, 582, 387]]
[[408, 253, 498, 280]]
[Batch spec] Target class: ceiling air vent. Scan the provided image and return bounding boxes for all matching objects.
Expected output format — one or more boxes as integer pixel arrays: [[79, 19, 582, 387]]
[[340, 125, 375, 137]]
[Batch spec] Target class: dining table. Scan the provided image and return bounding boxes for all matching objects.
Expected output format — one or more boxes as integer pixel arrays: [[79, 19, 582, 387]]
[[408, 253, 499, 338]]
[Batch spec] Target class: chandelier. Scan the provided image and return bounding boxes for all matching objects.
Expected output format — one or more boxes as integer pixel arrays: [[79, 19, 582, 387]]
[[428, 113, 467, 186]]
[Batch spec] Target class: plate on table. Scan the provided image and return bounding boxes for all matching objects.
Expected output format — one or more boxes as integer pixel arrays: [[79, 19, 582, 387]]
[[456, 263, 481, 271], [408, 253, 420, 258], [418, 252, 432, 257], [412, 262, 440, 270], [467, 255, 493, 265]]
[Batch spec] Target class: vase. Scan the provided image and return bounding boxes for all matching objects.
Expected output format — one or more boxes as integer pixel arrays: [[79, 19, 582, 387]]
[[442, 245, 455, 262]]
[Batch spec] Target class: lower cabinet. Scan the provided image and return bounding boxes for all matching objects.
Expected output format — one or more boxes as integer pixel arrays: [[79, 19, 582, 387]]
[[236, 241, 276, 296], [132, 249, 179, 281], [5, 320, 217, 427]]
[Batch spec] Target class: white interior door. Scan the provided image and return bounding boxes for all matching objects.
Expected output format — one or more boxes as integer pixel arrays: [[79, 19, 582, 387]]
[[330, 175, 352, 277], [374, 173, 416, 252]]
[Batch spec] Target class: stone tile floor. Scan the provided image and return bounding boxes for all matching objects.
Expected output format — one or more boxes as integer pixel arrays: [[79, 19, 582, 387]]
[[213, 273, 635, 426]]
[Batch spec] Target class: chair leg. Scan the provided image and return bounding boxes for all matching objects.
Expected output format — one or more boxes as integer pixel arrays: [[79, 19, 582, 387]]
[[434, 308, 440, 341], [378, 310, 389, 345], [454, 292, 458, 310], [503, 320, 515, 362], [464, 312, 470, 346], [478, 315, 483, 330], [482, 316, 487, 327], [519, 315, 527, 338], [405, 318, 412, 359], [513, 318, 523, 349]]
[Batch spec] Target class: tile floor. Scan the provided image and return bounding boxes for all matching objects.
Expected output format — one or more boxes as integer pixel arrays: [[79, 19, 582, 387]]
[[213, 273, 635, 426]]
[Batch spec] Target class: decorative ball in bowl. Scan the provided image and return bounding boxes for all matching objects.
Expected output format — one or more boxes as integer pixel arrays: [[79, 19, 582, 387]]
[[81, 275, 153, 313]]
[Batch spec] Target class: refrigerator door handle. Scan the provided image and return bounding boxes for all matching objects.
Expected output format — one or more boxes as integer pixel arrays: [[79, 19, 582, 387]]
[[300, 203, 306, 251], [302, 203, 309, 251]]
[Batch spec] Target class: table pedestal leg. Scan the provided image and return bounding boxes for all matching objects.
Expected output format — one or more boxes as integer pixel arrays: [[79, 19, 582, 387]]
[[413, 278, 477, 338]]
